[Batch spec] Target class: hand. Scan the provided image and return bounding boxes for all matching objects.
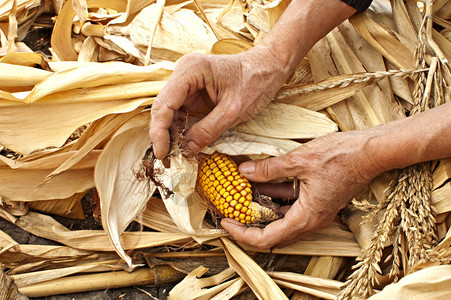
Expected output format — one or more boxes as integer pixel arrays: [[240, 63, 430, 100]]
[[149, 48, 289, 159], [221, 130, 383, 249]]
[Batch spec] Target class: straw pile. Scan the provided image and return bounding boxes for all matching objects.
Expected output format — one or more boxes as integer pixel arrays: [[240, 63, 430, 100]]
[[0, 0, 450, 299]]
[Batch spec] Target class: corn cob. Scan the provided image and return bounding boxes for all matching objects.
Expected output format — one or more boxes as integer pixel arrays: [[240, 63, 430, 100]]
[[197, 152, 279, 224]]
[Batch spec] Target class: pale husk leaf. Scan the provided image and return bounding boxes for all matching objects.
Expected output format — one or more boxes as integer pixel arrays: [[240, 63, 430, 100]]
[[129, 5, 217, 55], [11, 264, 99, 288], [233, 220, 362, 257], [206, 129, 301, 158], [210, 278, 246, 300], [220, 237, 288, 300], [235, 102, 338, 139], [154, 149, 225, 241], [168, 267, 236, 300], [368, 265, 451, 300], [27, 193, 86, 219], [349, 12, 417, 69], [0, 98, 150, 154], [0, 151, 98, 201], [42, 109, 143, 185], [51, 0, 127, 60], [5, 210, 191, 252], [25, 61, 173, 103], [137, 197, 183, 233], [0, 62, 51, 90], [95, 112, 156, 268], [269, 271, 342, 299]]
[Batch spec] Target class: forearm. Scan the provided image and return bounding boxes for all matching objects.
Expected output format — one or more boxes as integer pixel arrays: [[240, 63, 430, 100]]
[[250, 0, 357, 78], [366, 102, 451, 174]]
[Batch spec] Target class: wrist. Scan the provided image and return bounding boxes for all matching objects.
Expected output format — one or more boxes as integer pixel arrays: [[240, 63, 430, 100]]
[[245, 43, 295, 84]]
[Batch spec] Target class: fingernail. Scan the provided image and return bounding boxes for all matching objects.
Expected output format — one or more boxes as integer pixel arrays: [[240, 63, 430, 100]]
[[239, 162, 255, 175], [187, 140, 200, 154]]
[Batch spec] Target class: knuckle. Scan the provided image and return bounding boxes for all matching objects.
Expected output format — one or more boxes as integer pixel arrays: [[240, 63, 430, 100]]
[[225, 100, 243, 119], [195, 125, 217, 145], [177, 53, 206, 68], [260, 159, 273, 180]]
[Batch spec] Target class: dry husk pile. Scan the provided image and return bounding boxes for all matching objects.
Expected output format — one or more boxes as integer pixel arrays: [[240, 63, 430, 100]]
[[0, 0, 451, 299]]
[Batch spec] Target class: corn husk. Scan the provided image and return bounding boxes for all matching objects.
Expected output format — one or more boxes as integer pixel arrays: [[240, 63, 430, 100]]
[[235, 102, 338, 139], [2, 209, 192, 252], [129, 4, 218, 55], [221, 237, 288, 300], [95, 111, 156, 268], [368, 265, 451, 300], [168, 267, 237, 300]]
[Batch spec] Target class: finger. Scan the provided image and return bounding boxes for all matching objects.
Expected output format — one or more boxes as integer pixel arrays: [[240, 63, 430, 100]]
[[221, 214, 310, 249], [255, 182, 299, 200], [184, 100, 240, 154], [150, 55, 207, 159], [239, 151, 301, 182], [221, 195, 322, 249], [150, 101, 176, 159], [221, 218, 291, 249]]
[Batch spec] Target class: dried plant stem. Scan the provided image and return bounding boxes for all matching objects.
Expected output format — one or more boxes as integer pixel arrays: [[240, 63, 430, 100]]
[[276, 69, 427, 99], [360, 171, 399, 224], [338, 170, 407, 299], [338, 5, 444, 298], [388, 226, 402, 282], [398, 163, 436, 271]]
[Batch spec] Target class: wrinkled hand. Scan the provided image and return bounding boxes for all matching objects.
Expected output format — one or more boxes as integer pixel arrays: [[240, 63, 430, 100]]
[[221, 130, 383, 249], [149, 49, 288, 159]]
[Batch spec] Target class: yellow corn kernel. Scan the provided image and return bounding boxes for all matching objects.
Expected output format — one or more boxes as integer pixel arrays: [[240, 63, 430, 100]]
[[197, 152, 254, 224], [197, 152, 279, 224]]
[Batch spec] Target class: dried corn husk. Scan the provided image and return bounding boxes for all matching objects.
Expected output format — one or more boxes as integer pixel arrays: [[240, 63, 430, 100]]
[[2, 209, 192, 252], [0, 264, 26, 300], [95, 112, 156, 268], [168, 267, 237, 300], [368, 265, 451, 299], [0, 150, 97, 201], [129, 4, 217, 55], [235, 102, 338, 139], [221, 237, 288, 300], [151, 147, 225, 240]]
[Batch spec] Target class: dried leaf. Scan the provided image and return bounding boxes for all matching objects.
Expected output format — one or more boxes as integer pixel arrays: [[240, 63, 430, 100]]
[[0, 62, 51, 92], [0, 150, 97, 201], [51, 0, 127, 60], [7, 210, 191, 252], [168, 267, 237, 300], [28, 193, 86, 219], [369, 265, 451, 300], [220, 237, 288, 300], [95, 112, 156, 268], [349, 12, 416, 69], [206, 129, 301, 158], [25, 61, 173, 103], [129, 5, 217, 55], [154, 149, 225, 241], [235, 102, 338, 139]]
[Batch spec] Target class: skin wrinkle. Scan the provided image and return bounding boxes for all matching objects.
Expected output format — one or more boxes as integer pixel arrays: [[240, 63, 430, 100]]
[[204, 56, 218, 104]]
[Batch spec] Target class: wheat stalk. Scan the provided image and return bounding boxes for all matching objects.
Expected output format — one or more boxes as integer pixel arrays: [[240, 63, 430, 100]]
[[337, 4, 444, 298], [275, 69, 427, 99], [338, 179, 404, 299]]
